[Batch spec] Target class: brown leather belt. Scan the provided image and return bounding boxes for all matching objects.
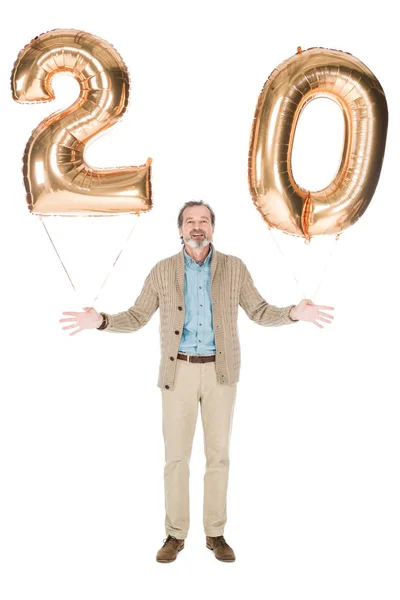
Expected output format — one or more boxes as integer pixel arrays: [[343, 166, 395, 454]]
[[177, 353, 215, 363]]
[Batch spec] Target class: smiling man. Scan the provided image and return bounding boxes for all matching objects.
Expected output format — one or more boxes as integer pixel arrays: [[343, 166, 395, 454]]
[[60, 200, 334, 563]]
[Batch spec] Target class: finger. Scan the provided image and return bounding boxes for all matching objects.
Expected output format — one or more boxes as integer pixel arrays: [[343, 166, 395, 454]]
[[315, 305, 334, 310], [313, 321, 324, 329], [62, 324, 78, 330], [69, 328, 82, 336], [62, 312, 79, 316], [59, 318, 76, 323], [316, 316, 332, 324], [317, 311, 334, 319]]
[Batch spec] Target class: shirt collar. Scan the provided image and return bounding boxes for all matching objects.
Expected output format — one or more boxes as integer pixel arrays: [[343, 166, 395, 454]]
[[183, 244, 213, 268]]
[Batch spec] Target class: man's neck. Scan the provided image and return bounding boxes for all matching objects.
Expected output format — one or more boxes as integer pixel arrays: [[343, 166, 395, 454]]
[[184, 243, 211, 263]]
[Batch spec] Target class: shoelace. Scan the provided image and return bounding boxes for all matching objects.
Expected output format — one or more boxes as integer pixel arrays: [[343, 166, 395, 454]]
[[162, 535, 179, 546], [212, 535, 226, 548]]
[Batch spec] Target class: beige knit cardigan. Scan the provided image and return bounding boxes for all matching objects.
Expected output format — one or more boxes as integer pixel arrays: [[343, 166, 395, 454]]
[[100, 243, 297, 389]]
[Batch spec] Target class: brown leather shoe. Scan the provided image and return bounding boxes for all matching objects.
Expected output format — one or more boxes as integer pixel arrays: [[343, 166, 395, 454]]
[[206, 535, 236, 562], [156, 535, 185, 563]]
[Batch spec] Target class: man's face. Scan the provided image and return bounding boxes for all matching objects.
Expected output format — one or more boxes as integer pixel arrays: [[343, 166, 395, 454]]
[[179, 205, 214, 249]]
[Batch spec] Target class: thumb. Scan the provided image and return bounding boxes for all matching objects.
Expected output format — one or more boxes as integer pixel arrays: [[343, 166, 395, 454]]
[[83, 306, 93, 311]]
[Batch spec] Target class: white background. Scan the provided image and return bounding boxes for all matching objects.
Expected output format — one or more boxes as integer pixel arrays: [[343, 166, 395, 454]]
[[1, 1, 399, 598]]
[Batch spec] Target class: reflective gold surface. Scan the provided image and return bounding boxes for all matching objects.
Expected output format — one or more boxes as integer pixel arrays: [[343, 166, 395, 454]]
[[11, 29, 152, 215], [248, 47, 388, 239]]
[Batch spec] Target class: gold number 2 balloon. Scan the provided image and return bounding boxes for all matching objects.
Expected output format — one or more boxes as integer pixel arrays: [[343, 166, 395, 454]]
[[11, 29, 152, 215], [248, 47, 388, 239]]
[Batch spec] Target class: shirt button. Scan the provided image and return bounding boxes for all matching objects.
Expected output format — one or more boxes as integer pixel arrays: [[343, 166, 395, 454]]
[[199, 286, 202, 289], [200, 304, 203, 307], [165, 385, 170, 389], [170, 356, 175, 361], [199, 340, 202, 342], [175, 330, 180, 335], [199, 323, 202, 326], [178, 306, 183, 311]]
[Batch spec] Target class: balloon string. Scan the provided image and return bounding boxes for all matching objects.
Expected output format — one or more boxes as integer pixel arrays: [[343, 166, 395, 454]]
[[309, 235, 340, 302], [40, 216, 136, 307], [92, 220, 136, 305], [269, 229, 308, 298], [40, 216, 77, 294], [269, 228, 340, 302]]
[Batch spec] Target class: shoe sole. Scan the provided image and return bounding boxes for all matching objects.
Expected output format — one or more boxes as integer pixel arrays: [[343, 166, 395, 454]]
[[156, 546, 184, 563], [206, 543, 236, 562]]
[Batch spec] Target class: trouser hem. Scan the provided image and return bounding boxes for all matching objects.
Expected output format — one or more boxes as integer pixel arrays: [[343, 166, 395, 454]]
[[166, 530, 187, 540], [204, 528, 225, 537]]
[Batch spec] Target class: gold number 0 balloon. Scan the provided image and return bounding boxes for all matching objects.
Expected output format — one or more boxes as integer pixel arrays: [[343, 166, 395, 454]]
[[11, 29, 152, 215], [248, 47, 388, 239]]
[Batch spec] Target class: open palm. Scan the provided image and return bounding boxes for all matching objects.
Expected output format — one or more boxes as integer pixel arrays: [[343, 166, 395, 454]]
[[291, 299, 334, 329], [59, 307, 102, 336]]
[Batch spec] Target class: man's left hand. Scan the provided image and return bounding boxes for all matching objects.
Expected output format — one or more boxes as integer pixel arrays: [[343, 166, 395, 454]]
[[290, 299, 334, 329]]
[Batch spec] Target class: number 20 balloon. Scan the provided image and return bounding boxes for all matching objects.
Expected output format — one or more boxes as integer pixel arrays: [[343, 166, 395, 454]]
[[11, 29, 152, 215], [248, 47, 388, 239]]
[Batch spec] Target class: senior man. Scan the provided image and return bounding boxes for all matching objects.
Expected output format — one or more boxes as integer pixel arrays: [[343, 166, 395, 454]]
[[60, 200, 334, 563]]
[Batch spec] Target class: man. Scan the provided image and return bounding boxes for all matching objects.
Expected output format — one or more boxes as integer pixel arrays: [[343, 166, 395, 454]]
[[60, 200, 334, 563]]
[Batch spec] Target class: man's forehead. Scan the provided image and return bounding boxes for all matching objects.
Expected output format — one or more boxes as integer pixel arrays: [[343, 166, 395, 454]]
[[183, 207, 211, 220]]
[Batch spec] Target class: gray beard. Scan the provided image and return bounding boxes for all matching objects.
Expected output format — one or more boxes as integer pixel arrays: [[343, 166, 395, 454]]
[[184, 235, 211, 249]]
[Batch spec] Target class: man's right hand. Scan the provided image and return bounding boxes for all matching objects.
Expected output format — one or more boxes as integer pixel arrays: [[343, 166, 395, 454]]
[[59, 307, 103, 336]]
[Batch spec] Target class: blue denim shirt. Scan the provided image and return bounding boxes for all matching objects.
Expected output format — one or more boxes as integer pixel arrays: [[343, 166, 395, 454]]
[[178, 246, 216, 355]]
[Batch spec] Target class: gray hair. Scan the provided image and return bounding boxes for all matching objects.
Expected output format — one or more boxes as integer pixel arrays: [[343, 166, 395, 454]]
[[177, 200, 216, 229]]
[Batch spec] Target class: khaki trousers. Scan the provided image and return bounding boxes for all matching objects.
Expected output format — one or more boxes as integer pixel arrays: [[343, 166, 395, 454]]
[[161, 355, 237, 539]]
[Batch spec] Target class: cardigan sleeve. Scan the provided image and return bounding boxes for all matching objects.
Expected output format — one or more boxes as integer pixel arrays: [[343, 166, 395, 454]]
[[239, 262, 298, 326], [99, 268, 159, 333]]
